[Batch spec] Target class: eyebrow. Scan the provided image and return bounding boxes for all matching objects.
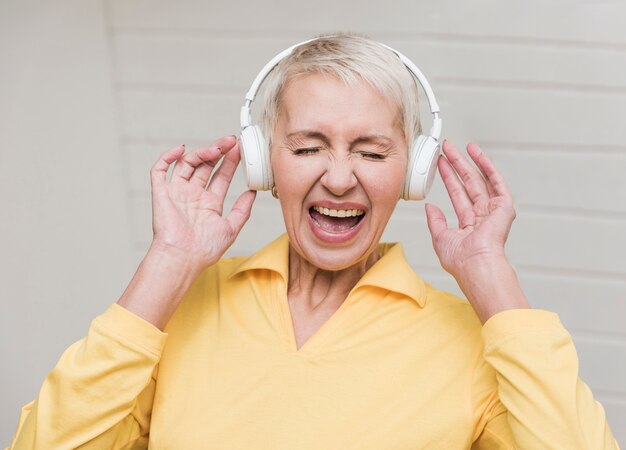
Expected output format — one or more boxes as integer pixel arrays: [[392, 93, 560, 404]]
[[285, 130, 393, 147]]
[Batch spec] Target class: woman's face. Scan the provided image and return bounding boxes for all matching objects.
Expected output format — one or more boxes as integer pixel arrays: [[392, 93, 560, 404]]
[[271, 73, 408, 271]]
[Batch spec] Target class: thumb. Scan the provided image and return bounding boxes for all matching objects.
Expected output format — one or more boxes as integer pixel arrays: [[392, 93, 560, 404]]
[[425, 203, 448, 242], [226, 190, 257, 234]]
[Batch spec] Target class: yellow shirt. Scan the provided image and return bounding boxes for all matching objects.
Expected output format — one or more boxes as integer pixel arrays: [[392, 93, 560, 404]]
[[8, 235, 619, 449]]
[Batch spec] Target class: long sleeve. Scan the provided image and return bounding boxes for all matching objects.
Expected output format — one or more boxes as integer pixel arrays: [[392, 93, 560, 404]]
[[475, 309, 619, 449], [6, 303, 168, 450]]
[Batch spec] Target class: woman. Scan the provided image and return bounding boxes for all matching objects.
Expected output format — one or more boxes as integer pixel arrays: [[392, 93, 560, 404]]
[[7, 34, 618, 449]]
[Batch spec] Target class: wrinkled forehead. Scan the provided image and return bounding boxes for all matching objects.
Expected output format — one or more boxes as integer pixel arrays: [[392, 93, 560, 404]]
[[274, 73, 405, 140]]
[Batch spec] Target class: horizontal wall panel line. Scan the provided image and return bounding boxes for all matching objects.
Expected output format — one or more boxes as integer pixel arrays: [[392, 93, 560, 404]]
[[480, 141, 626, 155], [379, 31, 626, 53], [115, 82, 243, 94], [109, 27, 312, 40], [114, 78, 626, 96], [572, 331, 626, 347], [435, 76, 626, 96], [517, 205, 626, 223], [390, 203, 626, 226], [108, 27, 626, 53], [340, 258, 626, 286], [120, 137, 211, 146], [409, 261, 626, 285], [483, 146, 626, 158], [515, 264, 626, 283]]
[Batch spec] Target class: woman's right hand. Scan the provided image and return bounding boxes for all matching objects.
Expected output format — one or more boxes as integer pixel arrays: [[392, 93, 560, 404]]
[[118, 136, 255, 329], [150, 135, 256, 269]]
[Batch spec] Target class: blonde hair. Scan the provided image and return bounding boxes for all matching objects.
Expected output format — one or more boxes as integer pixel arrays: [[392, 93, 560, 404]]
[[260, 33, 422, 147]]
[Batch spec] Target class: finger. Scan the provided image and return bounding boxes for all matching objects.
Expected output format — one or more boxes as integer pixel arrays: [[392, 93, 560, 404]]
[[226, 190, 257, 234], [466, 143, 512, 199], [174, 136, 237, 182], [188, 136, 239, 186], [184, 146, 224, 186], [425, 203, 448, 242], [188, 161, 215, 188], [151, 144, 185, 187], [206, 142, 241, 197], [438, 156, 475, 228], [442, 140, 489, 204]]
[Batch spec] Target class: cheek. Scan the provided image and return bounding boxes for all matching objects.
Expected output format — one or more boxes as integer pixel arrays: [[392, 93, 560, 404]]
[[272, 155, 323, 213], [358, 162, 406, 201], [274, 158, 316, 191]]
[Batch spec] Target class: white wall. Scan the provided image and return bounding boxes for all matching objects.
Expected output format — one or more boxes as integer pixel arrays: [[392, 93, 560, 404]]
[[0, 0, 134, 444], [1, 0, 625, 445]]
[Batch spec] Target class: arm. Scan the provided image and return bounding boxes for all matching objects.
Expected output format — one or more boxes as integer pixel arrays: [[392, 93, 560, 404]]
[[8, 304, 165, 450], [426, 141, 619, 448], [481, 309, 619, 449], [468, 310, 620, 449], [120, 136, 256, 329], [7, 137, 256, 449]]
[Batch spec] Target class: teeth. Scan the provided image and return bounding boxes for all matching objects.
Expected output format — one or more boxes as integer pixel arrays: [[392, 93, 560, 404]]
[[313, 206, 365, 217]]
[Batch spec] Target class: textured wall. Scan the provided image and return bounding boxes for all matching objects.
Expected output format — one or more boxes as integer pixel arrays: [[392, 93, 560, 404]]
[[1, 0, 625, 445], [0, 0, 134, 444]]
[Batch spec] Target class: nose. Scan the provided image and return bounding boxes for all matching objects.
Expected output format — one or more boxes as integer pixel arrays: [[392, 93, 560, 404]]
[[320, 157, 358, 196]]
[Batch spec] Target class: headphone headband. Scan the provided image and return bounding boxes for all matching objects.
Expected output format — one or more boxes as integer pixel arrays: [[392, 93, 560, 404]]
[[240, 38, 442, 140]]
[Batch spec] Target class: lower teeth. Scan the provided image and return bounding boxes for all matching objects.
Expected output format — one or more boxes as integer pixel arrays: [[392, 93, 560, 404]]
[[310, 208, 362, 233]]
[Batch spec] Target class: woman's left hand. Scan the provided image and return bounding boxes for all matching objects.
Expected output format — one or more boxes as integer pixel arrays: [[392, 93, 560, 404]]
[[425, 140, 530, 323]]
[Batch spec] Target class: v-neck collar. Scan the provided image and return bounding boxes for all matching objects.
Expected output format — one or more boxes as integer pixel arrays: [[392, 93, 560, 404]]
[[229, 234, 427, 307]]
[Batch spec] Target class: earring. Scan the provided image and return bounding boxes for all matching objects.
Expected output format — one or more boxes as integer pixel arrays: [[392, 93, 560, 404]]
[[271, 185, 279, 199]]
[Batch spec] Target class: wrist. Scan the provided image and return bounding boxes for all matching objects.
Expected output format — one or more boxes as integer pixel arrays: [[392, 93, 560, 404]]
[[117, 244, 206, 330], [148, 239, 207, 270], [454, 253, 511, 283], [453, 256, 530, 324], [143, 244, 205, 285]]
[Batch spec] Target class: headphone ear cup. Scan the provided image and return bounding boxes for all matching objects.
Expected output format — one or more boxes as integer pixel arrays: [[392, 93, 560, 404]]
[[403, 135, 441, 200], [239, 125, 273, 191]]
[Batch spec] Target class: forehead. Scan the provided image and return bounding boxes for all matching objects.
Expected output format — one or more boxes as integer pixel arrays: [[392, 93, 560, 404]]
[[277, 73, 403, 138]]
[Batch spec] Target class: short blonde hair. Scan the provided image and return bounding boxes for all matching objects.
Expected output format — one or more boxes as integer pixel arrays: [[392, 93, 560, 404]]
[[260, 33, 421, 147]]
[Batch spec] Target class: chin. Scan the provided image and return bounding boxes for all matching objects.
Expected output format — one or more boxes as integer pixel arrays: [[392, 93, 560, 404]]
[[294, 233, 380, 272]]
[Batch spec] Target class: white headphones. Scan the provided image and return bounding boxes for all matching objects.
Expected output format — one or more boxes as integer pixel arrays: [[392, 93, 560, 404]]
[[239, 38, 442, 200]]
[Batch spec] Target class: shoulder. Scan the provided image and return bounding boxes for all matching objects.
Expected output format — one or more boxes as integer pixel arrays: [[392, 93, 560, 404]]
[[421, 281, 484, 344], [425, 281, 479, 321], [196, 255, 249, 285], [186, 255, 249, 299], [420, 282, 500, 387], [165, 255, 250, 329]]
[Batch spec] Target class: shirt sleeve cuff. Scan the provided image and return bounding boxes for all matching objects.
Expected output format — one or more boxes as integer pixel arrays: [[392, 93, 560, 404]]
[[91, 303, 168, 358], [481, 309, 564, 348]]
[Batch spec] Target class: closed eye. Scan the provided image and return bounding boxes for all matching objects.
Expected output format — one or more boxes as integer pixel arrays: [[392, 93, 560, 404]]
[[360, 152, 386, 160], [292, 148, 320, 155]]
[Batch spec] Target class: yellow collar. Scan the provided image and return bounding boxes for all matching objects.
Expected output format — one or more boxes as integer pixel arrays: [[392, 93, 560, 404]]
[[230, 234, 426, 307]]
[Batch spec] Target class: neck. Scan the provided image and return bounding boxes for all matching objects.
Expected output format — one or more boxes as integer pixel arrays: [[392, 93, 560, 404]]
[[287, 245, 381, 311]]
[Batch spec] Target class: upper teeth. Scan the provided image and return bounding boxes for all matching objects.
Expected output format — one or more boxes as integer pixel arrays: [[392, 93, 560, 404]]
[[313, 206, 365, 217]]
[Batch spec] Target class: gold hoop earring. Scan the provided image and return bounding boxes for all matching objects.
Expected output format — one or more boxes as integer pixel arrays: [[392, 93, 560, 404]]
[[271, 185, 279, 199]]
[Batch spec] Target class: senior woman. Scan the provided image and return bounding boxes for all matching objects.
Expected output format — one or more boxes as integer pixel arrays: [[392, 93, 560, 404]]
[[7, 34, 618, 449]]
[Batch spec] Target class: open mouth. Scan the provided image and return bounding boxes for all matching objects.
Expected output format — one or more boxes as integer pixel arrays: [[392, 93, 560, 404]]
[[309, 205, 366, 234]]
